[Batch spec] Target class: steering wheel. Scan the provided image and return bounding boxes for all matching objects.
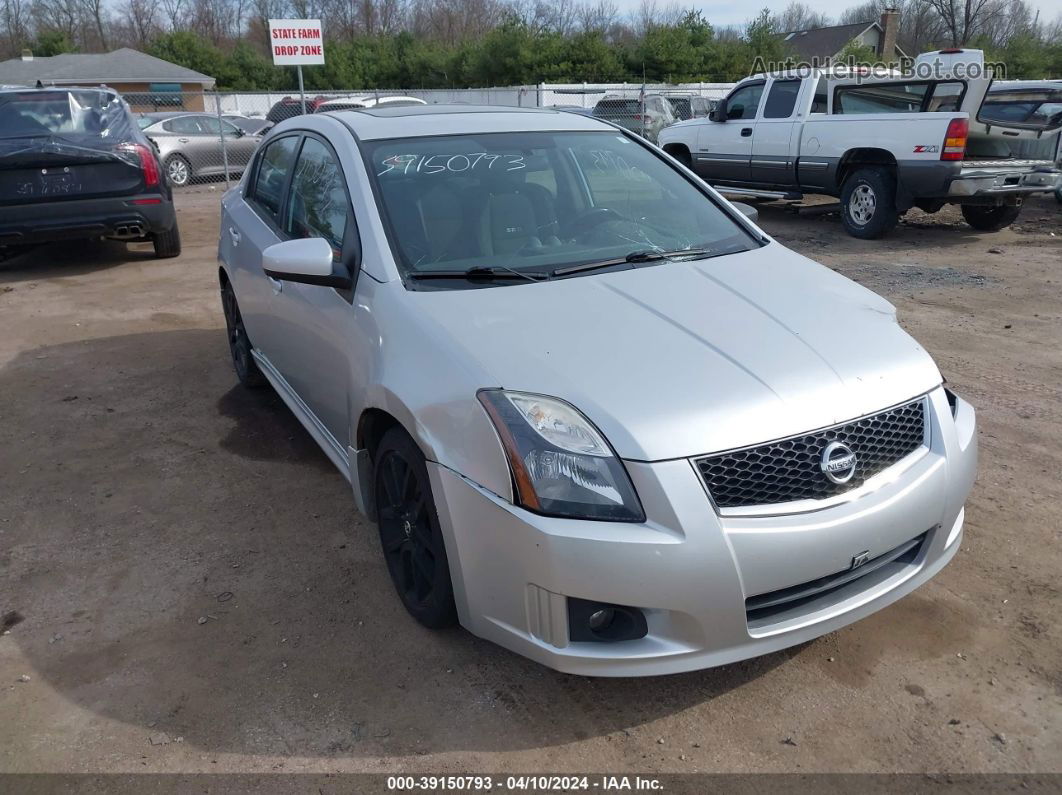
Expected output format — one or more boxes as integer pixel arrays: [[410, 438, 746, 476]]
[[566, 207, 628, 241]]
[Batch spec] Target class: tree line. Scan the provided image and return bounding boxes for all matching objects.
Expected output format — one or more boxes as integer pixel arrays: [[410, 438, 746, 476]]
[[2, 0, 1060, 89]]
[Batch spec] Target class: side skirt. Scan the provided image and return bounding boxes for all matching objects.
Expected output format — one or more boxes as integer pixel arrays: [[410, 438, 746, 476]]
[[250, 348, 351, 484]]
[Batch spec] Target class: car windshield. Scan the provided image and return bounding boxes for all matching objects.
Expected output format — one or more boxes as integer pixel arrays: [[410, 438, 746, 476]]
[[364, 130, 757, 285]]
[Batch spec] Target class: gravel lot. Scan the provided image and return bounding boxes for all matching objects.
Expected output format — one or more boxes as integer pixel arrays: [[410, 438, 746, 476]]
[[1, 189, 1060, 775]]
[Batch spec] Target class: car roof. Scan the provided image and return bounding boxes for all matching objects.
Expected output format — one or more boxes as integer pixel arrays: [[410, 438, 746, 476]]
[[322, 104, 613, 141]]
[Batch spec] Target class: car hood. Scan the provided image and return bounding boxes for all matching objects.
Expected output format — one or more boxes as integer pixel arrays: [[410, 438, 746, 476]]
[[408, 243, 942, 461]]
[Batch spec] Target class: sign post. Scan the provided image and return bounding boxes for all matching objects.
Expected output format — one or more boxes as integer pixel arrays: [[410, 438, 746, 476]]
[[267, 19, 325, 115]]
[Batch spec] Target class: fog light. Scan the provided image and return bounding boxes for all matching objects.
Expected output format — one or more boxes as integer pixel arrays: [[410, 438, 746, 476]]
[[567, 597, 648, 643], [588, 608, 614, 632]]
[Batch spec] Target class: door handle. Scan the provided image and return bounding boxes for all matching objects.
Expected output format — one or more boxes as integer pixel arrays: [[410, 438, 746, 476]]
[[741, 127, 753, 137], [267, 275, 283, 295], [178, 138, 190, 143], [228, 227, 240, 246]]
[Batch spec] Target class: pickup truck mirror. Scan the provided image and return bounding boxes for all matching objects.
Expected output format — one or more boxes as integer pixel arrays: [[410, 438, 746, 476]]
[[263, 238, 352, 290], [732, 202, 759, 224], [709, 105, 727, 122]]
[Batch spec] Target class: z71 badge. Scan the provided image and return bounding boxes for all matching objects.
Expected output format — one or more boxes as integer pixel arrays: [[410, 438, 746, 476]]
[[913, 145, 940, 153]]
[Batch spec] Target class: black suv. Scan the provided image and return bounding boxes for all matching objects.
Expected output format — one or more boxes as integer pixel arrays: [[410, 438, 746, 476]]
[[0, 87, 180, 259]]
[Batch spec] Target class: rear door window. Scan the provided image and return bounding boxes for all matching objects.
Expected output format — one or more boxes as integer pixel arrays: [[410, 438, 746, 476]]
[[282, 137, 349, 257], [250, 135, 299, 220], [764, 79, 801, 119], [163, 117, 201, 134]]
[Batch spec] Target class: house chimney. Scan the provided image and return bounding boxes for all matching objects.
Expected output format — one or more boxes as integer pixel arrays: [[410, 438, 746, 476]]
[[21, 49, 33, 62], [879, 8, 900, 63]]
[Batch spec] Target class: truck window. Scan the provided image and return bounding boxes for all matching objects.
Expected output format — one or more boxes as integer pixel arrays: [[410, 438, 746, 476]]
[[925, 82, 965, 112], [764, 80, 801, 119], [726, 84, 764, 121], [834, 83, 929, 114], [811, 78, 828, 113]]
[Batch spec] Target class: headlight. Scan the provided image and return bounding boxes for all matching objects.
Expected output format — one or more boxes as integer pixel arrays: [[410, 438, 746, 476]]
[[477, 389, 644, 522]]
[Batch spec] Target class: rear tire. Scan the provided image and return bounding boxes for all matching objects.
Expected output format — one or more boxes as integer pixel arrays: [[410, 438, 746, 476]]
[[221, 281, 267, 388], [961, 203, 1021, 231], [840, 167, 899, 239], [374, 426, 458, 630], [1054, 184, 1061, 205], [152, 225, 182, 258]]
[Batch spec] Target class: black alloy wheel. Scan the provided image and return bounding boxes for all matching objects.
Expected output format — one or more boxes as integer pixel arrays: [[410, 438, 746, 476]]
[[374, 427, 457, 628]]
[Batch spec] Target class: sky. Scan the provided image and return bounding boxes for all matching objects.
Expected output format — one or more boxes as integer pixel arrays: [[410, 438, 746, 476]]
[[609, 0, 1060, 30]]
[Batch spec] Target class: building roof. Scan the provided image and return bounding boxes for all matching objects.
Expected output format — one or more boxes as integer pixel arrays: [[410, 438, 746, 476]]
[[778, 21, 880, 61], [0, 48, 215, 87]]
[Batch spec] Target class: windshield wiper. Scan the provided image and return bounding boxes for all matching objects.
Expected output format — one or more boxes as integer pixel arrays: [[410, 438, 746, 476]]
[[408, 265, 550, 283], [551, 248, 715, 277]]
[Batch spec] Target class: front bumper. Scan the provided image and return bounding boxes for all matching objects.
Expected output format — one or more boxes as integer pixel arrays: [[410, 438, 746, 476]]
[[429, 387, 977, 676], [0, 194, 177, 246]]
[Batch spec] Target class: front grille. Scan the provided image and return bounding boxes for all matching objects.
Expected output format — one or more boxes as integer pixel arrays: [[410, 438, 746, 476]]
[[696, 398, 926, 509]]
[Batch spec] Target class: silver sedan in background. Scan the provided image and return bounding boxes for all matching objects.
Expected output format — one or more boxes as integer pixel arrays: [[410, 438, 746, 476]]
[[138, 112, 261, 186], [217, 105, 977, 676]]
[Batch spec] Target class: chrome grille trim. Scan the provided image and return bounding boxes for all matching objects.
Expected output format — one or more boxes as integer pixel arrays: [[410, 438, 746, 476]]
[[695, 396, 930, 512]]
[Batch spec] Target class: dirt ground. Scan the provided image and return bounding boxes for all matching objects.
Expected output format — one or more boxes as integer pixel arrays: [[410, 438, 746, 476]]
[[0, 187, 1060, 776]]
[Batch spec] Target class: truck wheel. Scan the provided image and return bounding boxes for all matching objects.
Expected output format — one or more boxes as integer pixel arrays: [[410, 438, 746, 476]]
[[152, 225, 182, 258], [665, 145, 692, 170], [961, 203, 1021, 231], [1055, 185, 1061, 205], [840, 167, 899, 239], [374, 426, 458, 629]]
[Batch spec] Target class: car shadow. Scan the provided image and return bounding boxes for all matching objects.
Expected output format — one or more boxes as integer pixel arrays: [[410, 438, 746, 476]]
[[0, 329, 798, 758], [0, 238, 157, 282]]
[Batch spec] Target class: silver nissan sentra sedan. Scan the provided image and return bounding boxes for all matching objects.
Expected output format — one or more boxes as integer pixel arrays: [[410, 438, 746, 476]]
[[217, 105, 977, 676]]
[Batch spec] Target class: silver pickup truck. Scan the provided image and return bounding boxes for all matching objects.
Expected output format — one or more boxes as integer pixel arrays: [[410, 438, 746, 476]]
[[659, 51, 1061, 238]]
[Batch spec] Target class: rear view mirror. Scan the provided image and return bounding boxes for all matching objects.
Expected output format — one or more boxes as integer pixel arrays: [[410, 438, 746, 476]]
[[732, 202, 759, 224], [263, 238, 351, 289]]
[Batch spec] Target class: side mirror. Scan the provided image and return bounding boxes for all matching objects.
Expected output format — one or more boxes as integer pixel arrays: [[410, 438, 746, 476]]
[[709, 106, 727, 122], [732, 202, 759, 224], [262, 238, 352, 289]]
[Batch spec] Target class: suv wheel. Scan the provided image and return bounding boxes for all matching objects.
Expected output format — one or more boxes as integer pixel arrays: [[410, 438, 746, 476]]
[[840, 167, 899, 239], [221, 282, 267, 388], [152, 225, 181, 258], [165, 155, 191, 187], [961, 202, 1022, 231], [374, 426, 458, 629]]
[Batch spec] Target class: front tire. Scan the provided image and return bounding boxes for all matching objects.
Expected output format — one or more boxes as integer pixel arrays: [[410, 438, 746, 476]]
[[961, 202, 1021, 231], [221, 282, 266, 388], [165, 155, 191, 187], [840, 167, 899, 239], [374, 426, 458, 629], [665, 145, 693, 170]]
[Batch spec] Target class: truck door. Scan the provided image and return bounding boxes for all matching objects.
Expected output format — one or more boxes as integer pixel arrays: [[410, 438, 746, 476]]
[[695, 81, 764, 183], [749, 78, 802, 185]]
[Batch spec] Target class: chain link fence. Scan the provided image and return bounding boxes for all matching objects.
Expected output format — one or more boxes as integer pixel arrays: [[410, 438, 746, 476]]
[[125, 84, 734, 192]]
